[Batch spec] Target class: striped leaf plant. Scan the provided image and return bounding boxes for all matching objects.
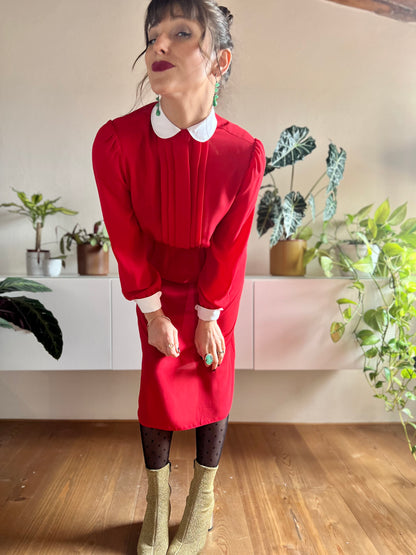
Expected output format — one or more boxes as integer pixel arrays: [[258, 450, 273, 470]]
[[257, 125, 347, 246]]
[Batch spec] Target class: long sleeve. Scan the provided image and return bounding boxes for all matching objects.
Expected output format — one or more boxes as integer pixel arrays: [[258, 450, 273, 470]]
[[92, 121, 162, 301], [197, 139, 266, 309]]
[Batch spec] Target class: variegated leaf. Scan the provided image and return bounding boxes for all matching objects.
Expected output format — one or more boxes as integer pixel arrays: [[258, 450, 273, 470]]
[[323, 193, 337, 222], [271, 126, 316, 169], [257, 190, 281, 237], [282, 191, 307, 238], [326, 143, 346, 193], [270, 217, 284, 246], [309, 195, 316, 220]]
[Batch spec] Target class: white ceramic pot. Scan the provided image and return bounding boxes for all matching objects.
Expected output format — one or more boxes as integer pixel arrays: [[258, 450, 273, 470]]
[[45, 258, 63, 277], [26, 250, 50, 276]]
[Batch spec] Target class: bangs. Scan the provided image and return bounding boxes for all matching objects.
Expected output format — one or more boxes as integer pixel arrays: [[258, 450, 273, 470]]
[[145, 0, 208, 39]]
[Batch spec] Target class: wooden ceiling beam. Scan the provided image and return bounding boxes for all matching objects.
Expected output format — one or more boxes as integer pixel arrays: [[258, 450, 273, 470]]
[[325, 0, 416, 22]]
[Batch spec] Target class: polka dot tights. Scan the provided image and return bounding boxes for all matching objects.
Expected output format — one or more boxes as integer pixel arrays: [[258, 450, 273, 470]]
[[140, 416, 229, 470], [139, 426, 173, 470], [195, 416, 229, 468]]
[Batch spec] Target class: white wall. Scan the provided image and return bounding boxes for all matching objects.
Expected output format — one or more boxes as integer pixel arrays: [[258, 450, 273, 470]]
[[1, 0, 415, 421], [0, 370, 399, 423]]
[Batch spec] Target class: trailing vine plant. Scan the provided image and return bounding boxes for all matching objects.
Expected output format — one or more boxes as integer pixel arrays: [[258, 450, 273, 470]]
[[308, 200, 416, 459]]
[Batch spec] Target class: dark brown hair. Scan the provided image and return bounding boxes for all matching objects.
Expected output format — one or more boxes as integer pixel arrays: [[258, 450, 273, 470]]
[[133, 0, 234, 103]]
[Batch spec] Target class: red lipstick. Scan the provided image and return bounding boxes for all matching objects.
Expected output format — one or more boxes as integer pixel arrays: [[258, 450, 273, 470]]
[[152, 61, 174, 72]]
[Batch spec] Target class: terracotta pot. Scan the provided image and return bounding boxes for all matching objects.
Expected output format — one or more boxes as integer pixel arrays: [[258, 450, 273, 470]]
[[26, 249, 50, 276], [77, 244, 109, 275], [270, 240, 307, 276]]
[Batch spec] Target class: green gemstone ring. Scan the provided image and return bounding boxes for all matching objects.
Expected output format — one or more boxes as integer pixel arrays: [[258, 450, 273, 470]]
[[205, 354, 214, 365]]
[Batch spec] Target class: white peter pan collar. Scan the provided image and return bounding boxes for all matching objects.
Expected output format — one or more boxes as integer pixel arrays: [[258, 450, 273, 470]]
[[151, 103, 217, 142]]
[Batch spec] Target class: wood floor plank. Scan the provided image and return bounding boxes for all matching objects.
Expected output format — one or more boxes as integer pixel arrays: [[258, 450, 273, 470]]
[[298, 485, 379, 555], [335, 424, 416, 512], [297, 424, 416, 555], [226, 424, 289, 553], [1, 421, 416, 554], [351, 423, 416, 484], [203, 439, 255, 554], [1, 421, 143, 555], [255, 424, 377, 555]]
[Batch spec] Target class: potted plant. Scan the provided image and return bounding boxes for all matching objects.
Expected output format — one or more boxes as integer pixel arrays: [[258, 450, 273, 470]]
[[41, 229, 72, 278], [257, 126, 347, 276], [304, 203, 382, 277], [0, 189, 77, 276], [0, 277, 63, 359], [60, 221, 110, 275], [45, 252, 67, 278], [313, 200, 416, 459]]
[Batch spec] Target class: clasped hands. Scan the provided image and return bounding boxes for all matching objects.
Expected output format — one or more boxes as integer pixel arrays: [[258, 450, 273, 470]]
[[145, 309, 225, 370]]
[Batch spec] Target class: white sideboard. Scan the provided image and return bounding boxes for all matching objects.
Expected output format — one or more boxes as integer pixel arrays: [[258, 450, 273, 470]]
[[254, 278, 362, 370], [0, 278, 112, 370], [0, 276, 361, 371]]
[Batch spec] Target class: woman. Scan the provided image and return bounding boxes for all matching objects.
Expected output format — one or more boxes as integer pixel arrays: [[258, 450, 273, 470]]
[[92, 1, 265, 553]]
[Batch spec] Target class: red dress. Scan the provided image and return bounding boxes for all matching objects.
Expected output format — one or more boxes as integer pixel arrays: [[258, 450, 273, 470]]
[[92, 103, 265, 431]]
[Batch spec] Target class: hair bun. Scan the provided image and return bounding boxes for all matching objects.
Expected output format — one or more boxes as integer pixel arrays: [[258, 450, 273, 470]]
[[219, 6, 233, 26]]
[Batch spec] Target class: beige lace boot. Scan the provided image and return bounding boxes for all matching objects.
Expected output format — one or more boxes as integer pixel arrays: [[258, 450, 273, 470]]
[[167, 461, 218, 555], [137, 462, 171, 555]]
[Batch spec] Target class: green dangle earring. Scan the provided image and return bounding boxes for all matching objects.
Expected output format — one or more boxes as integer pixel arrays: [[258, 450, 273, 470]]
[[156, 95, 161, 116], [213, 81, 220, 107]]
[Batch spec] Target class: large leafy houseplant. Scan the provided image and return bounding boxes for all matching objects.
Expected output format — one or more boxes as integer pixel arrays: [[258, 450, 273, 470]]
[[0, 277, 63, 359], [1, 188, 77, 251], [1, 189, 77, 276], [257, 126, 347, 246], [313, 200, 416, 459]]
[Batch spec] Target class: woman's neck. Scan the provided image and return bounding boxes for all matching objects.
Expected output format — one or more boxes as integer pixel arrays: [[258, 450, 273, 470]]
[[160, 88, 214, 129]]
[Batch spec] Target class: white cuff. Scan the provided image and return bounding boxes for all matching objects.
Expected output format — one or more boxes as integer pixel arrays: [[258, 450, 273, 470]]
[[135, 291, 162, 313], [194, 304, 223, 321]]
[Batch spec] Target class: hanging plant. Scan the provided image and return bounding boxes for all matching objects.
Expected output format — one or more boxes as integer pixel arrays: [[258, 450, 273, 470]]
[[307, 200, 416, 459]]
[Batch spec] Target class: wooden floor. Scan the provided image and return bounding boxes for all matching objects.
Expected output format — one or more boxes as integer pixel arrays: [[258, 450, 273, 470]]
[[0, 421, 416, 555]]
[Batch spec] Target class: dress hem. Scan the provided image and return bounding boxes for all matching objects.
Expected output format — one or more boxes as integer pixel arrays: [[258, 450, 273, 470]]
[[137, 406, 232, 431]]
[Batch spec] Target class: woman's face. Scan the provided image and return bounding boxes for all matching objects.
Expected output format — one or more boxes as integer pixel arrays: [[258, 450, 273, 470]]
[[145, 10, 215, 98]]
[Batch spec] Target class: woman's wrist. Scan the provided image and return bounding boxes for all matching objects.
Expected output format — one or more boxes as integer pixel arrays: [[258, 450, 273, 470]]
[[144, 308, 163, 323], [147, 314, 172, 328], [144, 309, 172, 328], [197, 318, 216, 326]]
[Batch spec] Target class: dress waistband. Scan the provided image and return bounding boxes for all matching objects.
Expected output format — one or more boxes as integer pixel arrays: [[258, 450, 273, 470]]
[[149, 241, 207, 284]]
